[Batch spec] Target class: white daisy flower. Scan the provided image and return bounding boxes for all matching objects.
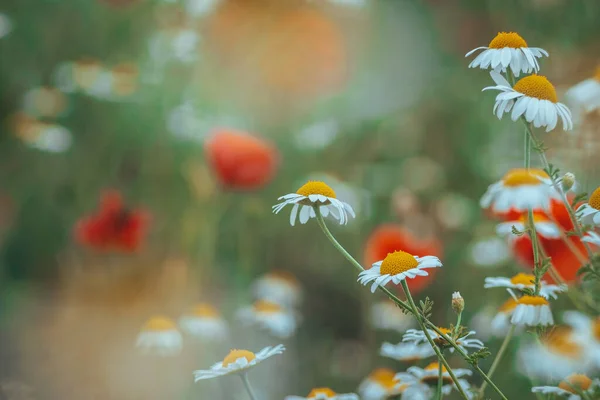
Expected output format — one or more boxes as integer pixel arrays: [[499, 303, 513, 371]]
[[480, 168, 559, 215], [511, 295, 554, 326], [576, 187, 600, 226], [395, 362, 474, 400], [22, 86, 68, 118], [491, 298, 521, 336], [496, 213, 561, 242], [286, 388, 359, 400], [469, 236, 510, 268], [370, 300, 415, 332], [358, 368, 405, 400], [194, 344, 285, 380], [236, 300, 298, 339], [483, 71, 573, 132], [484, 272, 567, 299], [518, 327, 592, 380], [358, 251, 442, 293], [135, 315, 183, 356], [272, 180, 355, 226], [402, 327, 484, 354], [565, 67, 600, 115], [563, 311, 600, 367], [532, 374, 598, 400], [179, 303, 228, 341], [582, 231, 600, 246], [466, 31, 548, 76], [252, 270, 302, 308], [380, 342, 435, 362]]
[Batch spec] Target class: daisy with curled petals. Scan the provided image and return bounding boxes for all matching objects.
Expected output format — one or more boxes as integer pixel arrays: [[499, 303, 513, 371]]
[[380, 342, 435, 363], [466, 31, 548, 76], [496, 212, 561, 242], [194, 344, 285, 381], [563, 311, 600, 367], [272, 180, 355, 226], [252, 270, 302, 307], [484, 272, 567, 299], [358, 368, 405, 400], [565, 66, 600, 115], [395, 362, 474, 400], [511, 295, 554, 326], [178, 303, 228, 341], [370, 300, 415, 332], [135, 315, 183, 356], [358, 250, 442, 293], [533, 374, 599, 400], [483, 71, 573, 132], [236, 300, 298, 339], [490, 298, 522, 336], [480, 168, 559, 218], [285, 387, 359, 400], [402, 327, 484, 354], [576, 187, 600, 226]]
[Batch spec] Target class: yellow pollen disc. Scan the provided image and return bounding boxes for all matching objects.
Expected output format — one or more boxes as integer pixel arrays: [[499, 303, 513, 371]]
[[517, 211, 550, 224], [488, 32, 528, 49], [544, 327, 582, 358], [498, 297, 519, 313], [189, 303, 220, 318], [502, 168, 548, 187], [510, 273, 536, 286], [296, 180, 337, 198], [559, 374, 592, 393], [370, 368, 399, 389], [379, 251, 418, 275], [307, 388, 337, 397], [424, 362, 447, 373], [143, 316, 177, 331], [594, 66, 600, 82], [592, 318, 600, 341], [222, 349, 256, 366], [518, 295, 549, 306], [587, 187, 600, 210], [513, 75, 558, 103], [253, 300, 282, 314]]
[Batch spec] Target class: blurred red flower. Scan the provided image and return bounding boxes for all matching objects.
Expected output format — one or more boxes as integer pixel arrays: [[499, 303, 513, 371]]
[[204, 129, 279, 190], [75, 190, 149, 252], [364, 224, 443, 295]]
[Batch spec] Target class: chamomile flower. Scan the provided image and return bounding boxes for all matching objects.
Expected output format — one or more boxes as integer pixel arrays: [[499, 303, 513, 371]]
[[480, 168, 559, 215], [252, 270, 302, 307], [511, 295, 554, 326], [565, 66, 600, 115], [576, 187, 600, 226], [496, 212, 561, 242], [402, 328, 484, 354], [193, 344, 285, 380], [563, 311, 600, 367], [286, 388, 359, 400], [178, 303, 228, 341], [395, 362, 473, 400], [380, 342, 435, 362], [483, 71, 573, 131], [466, 31, 548, 76], [135, 315, 183, 356], [370, 300, 415, 332], [582, 231, 600, 247], [358, 368, 405, 400], [491, 298, 520, 335], [272, 180, 355, 226], [236, 300, 298, 339], [358, 251, 442, 293], [484, 272, 567, 299], [532, 374, 598, 399]]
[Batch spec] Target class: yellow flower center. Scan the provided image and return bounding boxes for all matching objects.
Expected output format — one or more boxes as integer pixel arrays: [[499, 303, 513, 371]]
[[587, 187, 600, 210], [424, 362, 447, 373], [189, 303, 220, 318], [513, 75, 558, 103], [502, 168, 548, 187], [422, 362, 452, 383], [433, 327, 452, 346], [499, 297, 519, 313], [222, 349, 256, 367], [594, 66, 600, 82], [488, 32, 528, 49], [296, 180, 336, 198], [307, 388, 337, 397], [254, 300, 283, 314], [592, 318, 600, 341], [379, 251, 418, 275], [510, 273, 536, 286], [370, 368, 399, 389], [518, 295, 549, 306], [559, 374, 592, 393], [517, 211, 551, 225], [143, 316, 177, 331], [544, 327, 582, 358]]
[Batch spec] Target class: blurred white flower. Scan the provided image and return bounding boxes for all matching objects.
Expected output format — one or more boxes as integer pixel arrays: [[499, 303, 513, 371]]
[[358, 368, 403, 400], [469, 236, 510, 268], [294, 119, 339, 150], [194, 345, 285, 380], [252, 270, 302, 308], [148, 29, 200, 66], [22, 86, 68, 118], [185, 0, 221, 18], [532, 374, 598, 399], [237, 300, 298, 339], [286, 388, 359, 400], [135, 316, 183, 356], [565, 67, 600, 117], [29, 124, 72, 153], [370, 300, 414, 332], [563, 311, 600, 368], [484, 272, 566, 299], [395, 363, 473, 400], [380, 342, 435, 362], [0, 13, 12, 39], [434, 193, 474, 230], [179, 303, 228, 341]]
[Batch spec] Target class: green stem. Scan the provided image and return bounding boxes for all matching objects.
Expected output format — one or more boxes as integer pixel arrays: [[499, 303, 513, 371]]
[[436, 358, 444, 400], [528, 209, 542, 295], [478, 325, 515, 399], [401, 281, 469, 400], [239, 373, 257, 400], [524, 127, 531, 169]]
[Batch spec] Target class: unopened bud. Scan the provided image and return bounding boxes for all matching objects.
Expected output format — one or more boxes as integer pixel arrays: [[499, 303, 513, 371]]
[[561, 172, 576, 192], [452, 291, 464, 314]]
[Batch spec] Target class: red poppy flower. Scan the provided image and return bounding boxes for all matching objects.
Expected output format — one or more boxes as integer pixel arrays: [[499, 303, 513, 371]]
[[364, 224, 443, 295], [75, 190, 149, 252], [204, 129, 279, 190]]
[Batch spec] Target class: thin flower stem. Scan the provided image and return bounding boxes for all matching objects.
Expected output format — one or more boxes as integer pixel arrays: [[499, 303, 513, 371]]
[[239, 373, 257, 400], [525, 127, 531, 169], [401, 281, 469, 400], [478, 325, 515, 399], [436, 356, 444, 400], [528, 209, 542, 295]]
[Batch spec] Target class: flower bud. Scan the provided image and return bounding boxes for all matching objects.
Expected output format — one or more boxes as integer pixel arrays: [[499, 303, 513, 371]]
[[561, 172, 576, 192], [452, 291, 464, 314]]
